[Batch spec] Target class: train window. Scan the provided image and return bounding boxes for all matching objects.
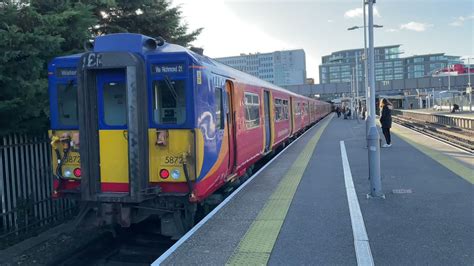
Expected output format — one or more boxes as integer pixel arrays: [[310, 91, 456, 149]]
[[57, 82, 78, 126], [274, 98, 283, 121], [103, 82, 127, 126], [282, 100, 289, 120], [215, 88, 224, 130], [153, 79, 186, 124], [244, 92, 260, 129]]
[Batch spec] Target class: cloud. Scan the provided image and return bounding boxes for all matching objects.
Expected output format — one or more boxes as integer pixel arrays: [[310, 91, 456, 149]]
[[327, 19, 334, 23], [400, 22, 432, 32], [344, 7, 380, 19], [385, 28, 399, 33], [449, 14, 474, 27]]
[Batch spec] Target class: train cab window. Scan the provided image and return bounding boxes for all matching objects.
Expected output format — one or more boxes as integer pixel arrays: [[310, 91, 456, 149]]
[[103, 82, 127, 126], [153, 79, 186, 124], [57, 83, 78, 126], [244, 92, 260, 129], [215, 88, 224, 129]]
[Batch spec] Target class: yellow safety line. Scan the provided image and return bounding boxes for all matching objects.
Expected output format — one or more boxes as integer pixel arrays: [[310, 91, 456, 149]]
[[391, 126, 474, 184], [226, 115, 333, 265]]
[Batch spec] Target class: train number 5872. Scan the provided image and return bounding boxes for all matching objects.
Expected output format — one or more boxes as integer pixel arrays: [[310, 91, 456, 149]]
[[163, 156, 183, 165]]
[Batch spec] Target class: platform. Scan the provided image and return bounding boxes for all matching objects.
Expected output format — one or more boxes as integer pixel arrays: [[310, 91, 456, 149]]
[[401, 108, 474, 119], [154, 114, 473, 265]]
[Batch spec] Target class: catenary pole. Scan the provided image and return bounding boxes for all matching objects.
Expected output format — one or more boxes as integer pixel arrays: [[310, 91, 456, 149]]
[[367, 0, 383, 198]]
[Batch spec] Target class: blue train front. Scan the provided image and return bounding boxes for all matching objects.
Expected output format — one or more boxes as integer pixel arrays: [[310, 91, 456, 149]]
[[48, 33, 331, 238]]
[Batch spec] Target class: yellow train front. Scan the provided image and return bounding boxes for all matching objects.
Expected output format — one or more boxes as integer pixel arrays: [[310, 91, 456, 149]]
[[48, 33, 331, 238]]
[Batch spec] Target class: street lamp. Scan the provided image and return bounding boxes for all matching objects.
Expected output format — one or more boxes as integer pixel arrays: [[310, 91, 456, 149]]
[[347, 23, 383, 138], [347, 24, 383, 31], [366, 0, 383, 198]]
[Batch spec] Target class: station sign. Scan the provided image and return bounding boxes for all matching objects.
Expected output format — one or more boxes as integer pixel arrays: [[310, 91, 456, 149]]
[[152, 63, 185, 74]]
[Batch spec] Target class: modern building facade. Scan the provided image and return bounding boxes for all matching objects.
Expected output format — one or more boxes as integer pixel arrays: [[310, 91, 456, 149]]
[[215, 49, 306, 86], [319, 45, 462, 84]]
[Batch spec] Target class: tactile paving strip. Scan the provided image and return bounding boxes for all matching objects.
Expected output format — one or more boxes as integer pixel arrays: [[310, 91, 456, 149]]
[[226, 115, 333, 265]]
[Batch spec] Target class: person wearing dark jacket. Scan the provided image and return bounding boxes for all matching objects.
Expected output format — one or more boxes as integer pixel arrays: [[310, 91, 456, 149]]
[[379, 98, 392, 147]]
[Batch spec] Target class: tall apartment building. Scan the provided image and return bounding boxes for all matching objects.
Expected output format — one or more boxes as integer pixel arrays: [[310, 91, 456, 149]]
[[319, 45, 462, 84], [215, 49, 307, 86]]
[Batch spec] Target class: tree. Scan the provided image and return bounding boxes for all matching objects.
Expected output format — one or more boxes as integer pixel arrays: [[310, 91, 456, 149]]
[[0, 0, 201, 135], [0, 1, 96, 135], [91, 0, 202, 46]]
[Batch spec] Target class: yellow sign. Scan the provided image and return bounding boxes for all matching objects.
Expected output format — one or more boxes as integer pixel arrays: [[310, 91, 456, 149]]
[[197, 70, 202, 85]]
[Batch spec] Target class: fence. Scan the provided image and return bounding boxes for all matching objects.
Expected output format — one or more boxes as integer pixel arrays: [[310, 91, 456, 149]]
[[0, 134, 78, 248]]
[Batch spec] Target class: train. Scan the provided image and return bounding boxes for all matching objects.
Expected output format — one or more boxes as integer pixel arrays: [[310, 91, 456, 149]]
[[48, 33, 332, 238]]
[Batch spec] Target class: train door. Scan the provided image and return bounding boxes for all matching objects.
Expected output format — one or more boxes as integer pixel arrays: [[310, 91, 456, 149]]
[[225, 81, 236, 173], [289, 97, 294, 135], [263, 90, 271, 152], [97, 70, 129, 192]]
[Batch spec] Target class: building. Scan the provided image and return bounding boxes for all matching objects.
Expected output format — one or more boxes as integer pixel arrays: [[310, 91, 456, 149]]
[[215, 49, 307, 86], [319, 45, 462, 84]]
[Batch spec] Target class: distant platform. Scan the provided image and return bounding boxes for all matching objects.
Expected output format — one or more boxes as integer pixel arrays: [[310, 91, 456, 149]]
[[401, 108, 474, 119]]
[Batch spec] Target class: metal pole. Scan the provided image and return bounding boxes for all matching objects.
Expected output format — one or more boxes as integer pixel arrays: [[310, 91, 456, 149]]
[[468, 58, 472, 111], [363, 0, 369, 136], [367, 0, 382, 198], [356, 55, 360, 121], [448, 64, 452, 110]]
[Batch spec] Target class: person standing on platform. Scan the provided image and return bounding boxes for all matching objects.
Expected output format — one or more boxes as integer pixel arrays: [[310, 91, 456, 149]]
[[336, 106, 341, 118], [380, 98, 393, 147]]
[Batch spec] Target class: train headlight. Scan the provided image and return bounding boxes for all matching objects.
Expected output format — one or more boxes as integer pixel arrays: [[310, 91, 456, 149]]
[[171, 169, 181, 180], [64, 168, 73, 178]]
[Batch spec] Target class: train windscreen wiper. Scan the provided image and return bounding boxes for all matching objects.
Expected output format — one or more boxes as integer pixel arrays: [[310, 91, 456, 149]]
[[164, 75, 178, 101]]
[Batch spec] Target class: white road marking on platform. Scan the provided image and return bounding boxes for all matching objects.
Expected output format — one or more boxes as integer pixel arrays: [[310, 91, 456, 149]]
[[340, 141, 374, 266], [152, 115, 334, 265]]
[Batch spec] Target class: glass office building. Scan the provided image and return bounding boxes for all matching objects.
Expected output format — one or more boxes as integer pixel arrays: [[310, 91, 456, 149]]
[[319, 45, 462, 84], [215, 49, 307, 86]]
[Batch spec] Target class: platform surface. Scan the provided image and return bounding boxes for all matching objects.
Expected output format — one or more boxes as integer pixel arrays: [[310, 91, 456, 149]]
[[156, 114, 473, 266]]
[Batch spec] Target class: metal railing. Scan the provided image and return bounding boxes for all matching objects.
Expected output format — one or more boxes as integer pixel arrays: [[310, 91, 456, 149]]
[[0, 134, 78, 248]]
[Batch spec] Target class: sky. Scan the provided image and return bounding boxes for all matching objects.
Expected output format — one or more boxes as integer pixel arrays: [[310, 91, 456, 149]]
[[171, 0, 474, 82]]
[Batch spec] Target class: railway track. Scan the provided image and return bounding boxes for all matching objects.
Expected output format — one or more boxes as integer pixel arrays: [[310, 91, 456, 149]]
[[52, 218, 175, 266], [48, 119, 321, 266], [392, 115, 473, 153]]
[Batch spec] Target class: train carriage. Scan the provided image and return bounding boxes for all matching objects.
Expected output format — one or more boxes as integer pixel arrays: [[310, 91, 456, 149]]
[[48, 33, 331, 238]]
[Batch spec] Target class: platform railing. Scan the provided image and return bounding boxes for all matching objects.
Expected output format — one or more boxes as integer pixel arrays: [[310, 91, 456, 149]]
[[393, 110, 473, 131], [0, 133, 78, 249]]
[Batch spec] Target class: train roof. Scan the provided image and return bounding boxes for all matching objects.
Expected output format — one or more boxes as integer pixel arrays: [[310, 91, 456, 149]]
[[51, 33, 322, 102]]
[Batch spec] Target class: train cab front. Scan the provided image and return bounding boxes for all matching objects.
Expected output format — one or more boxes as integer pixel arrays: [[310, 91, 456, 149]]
[[49, 55, 83, 198], [74, 34, 199, 205]]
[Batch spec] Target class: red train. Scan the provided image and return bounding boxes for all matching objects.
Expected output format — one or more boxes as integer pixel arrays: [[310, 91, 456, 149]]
[[48, 33, 332, 238]]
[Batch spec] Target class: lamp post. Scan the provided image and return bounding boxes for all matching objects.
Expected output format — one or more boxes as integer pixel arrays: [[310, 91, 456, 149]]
[[347, 23, 382, 137], [366, 0, 383, 198]]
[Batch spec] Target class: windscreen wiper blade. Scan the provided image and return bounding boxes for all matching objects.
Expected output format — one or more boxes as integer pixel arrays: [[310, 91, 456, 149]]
[[164, 75, 178, 101]]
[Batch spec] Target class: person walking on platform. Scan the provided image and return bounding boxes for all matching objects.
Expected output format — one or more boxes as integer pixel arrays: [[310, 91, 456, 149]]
[[380, 98, 393, 147], [336, 106, 341, 118]]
